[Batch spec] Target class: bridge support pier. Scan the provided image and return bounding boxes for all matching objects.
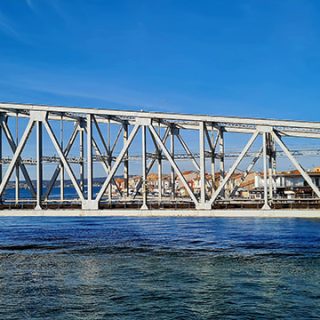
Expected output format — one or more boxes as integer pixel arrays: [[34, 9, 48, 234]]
[[82, 200, 99, 210]]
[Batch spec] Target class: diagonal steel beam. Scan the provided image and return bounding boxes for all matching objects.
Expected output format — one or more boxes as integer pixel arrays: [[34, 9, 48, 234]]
[[44, 120, 84, 201], [92, 116, 122, 195], [82, 118, 122, 195], [96, 124, 140, 203], [176, 130, 213, 190], [111, 126, 123, 155], [91, 136, 122, 196], [230, 147, 263, 197], [209, 131, 259, 206], [0, 119, 35, 196], [44, 124, 79, 199], [148, 124, 199, 206], [0, 119, 36, 198], [92, 116, 111, 156], [272, 131, 320, 198], [133, 127, 170, 197], [204, 123, 218, 154], [208, 124, 219, 190], [176, 133, 200, 171], [92, 116, 123, 195]]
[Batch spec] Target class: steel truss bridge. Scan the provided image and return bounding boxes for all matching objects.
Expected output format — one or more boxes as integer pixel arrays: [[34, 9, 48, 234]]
[[1, 102, 320, 210]]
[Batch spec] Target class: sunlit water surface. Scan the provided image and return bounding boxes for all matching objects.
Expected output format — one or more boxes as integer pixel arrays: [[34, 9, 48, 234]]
[[0, 217, 320, 319]]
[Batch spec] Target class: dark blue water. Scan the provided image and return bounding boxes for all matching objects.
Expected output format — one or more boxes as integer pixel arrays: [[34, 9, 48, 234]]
[[0, 217, 320, 319], [4, 186, 101, 200]]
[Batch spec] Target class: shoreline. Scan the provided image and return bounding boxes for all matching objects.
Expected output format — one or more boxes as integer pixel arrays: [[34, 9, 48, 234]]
[[0, 209, 320, 218]]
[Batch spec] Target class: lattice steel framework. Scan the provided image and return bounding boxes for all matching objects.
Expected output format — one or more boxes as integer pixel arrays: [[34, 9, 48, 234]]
[[0, 102, 320, 210]]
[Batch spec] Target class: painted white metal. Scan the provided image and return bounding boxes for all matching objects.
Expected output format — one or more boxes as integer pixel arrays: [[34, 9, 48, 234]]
[[0, 103, 320, 211], [35, 121, 42, 210], [2, 102, 320, 133], [272, 131, 320, 198], [95, 124, 140, 203], [230, 147, 263, 197], [262, 132, 271, 210], [209, 131, 259, 206], [148, 124, 199, 206], [0, 119, 34, 196], [176, 133, 200, 171], [199, 122, 206, 205], [141, 125, 148, 210], [44, 124, 79, 199], [44, 119, 84, 201], [0, 119, 36, 197], [87, 114, 93, 201], [133, 127, 170, 197]]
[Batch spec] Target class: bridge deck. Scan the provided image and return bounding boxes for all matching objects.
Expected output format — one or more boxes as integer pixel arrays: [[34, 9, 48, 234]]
[[0, 208, 319, 218]]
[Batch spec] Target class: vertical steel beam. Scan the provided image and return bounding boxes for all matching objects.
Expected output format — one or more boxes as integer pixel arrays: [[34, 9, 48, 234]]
[[35, 121, 42, 210], [79, 125, 84, 192], [123, 122, 129, 198], [92, 116, 110, 155], [91, 136, 122, 195], [110, 126, 123, 155], [219, 128, 225, 197], [87, 114, 93, 201], [0, 122, 2, 202], [262, 132, 271, 209], [176, 133, 200, 171], [44, 124, 79, 200], [209, 131, 259, 206], [95, 124, 140, 203], [271, 135, 277, 194], [0, 119, 36, 197], [170, 126, 175, 200], [60, 115, 64, 201], [133, 128, 170, 198], [267, 133, 274, 201], [148, 124, 199, 206], [141, 125, 148, 209], [199, 122, 206, 205], [107, 118, 112, 203], [210, 125, 216, 192], [230, 147, 263, 197], [43, 120, 84, 201], [15, 113, 19, 204], [157, 122, 162, 203], [0, 119, 34, 196], [272, 131, 320, 198], [201, 123, 217, 193]]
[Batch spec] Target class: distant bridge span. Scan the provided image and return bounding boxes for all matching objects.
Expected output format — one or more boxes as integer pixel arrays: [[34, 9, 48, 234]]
[[0, 102, 320, 211]]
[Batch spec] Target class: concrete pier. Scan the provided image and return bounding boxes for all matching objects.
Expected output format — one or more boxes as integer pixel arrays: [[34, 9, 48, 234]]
[[0, 209, 319, 218]]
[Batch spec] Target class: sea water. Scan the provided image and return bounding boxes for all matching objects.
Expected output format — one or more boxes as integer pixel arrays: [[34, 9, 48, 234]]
[[0, 217, 319, 319]]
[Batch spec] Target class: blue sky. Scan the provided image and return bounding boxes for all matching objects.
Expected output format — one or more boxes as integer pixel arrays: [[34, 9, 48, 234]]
[[1, 0, 320, 121]]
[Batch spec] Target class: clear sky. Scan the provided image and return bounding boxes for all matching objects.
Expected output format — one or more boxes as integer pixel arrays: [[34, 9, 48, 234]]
[[1, 0, 320, 121]]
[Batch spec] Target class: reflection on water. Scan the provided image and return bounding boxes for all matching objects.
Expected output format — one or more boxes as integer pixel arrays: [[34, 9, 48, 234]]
[[0, 217, 320, 319]]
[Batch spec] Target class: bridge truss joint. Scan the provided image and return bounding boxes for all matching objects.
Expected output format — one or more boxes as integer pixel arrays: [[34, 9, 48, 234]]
[[30, 110, 47, 122]]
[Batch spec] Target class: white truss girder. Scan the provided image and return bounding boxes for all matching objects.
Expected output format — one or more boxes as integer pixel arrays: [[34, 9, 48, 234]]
[[0, 103, 319, 210]]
